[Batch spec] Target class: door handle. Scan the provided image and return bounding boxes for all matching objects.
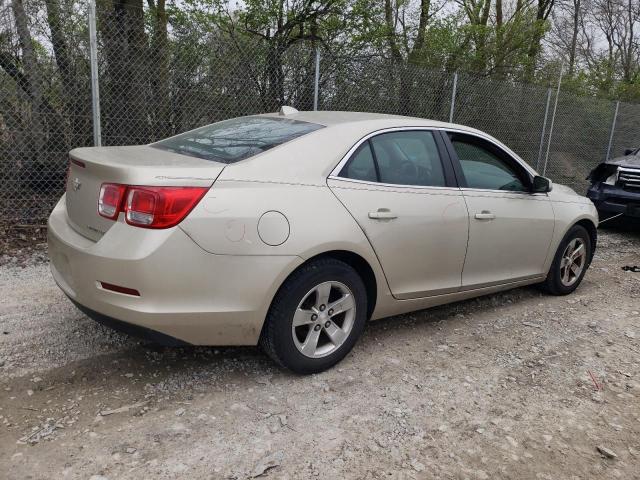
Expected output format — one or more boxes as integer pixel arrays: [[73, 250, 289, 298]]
[[474, 211, 496, 220], [368, 208, 398, 220]]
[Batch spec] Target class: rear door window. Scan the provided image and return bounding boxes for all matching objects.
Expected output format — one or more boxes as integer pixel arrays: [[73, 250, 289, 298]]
[[152, 117, 324, 163], [371, 131, 446, 187], [339, 130, 447, 187]]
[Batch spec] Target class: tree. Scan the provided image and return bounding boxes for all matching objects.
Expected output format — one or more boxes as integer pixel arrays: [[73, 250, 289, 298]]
[[147, 0, 170, 137], [44, 0, 92, 147], [10, 0, 45, 160], [525, 0, 556, 80], [99, 0, 149, 144], [228, 0, 345, 110]]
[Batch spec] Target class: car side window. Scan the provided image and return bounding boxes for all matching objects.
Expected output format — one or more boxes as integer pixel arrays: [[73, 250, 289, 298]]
[[449, 133, 528, 192], [339, 130, 446, 187], [341, 142, 378, 183], [371, 131, 446, 187]]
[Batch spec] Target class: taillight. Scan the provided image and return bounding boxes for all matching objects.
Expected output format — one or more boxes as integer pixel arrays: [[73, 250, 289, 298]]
[[126, 188, 157, 226], [97, 184, 207, 229], [98, 183, 127, 220]]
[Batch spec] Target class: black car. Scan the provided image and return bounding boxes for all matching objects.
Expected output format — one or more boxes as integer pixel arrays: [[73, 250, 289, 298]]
[[587, 148, 640, 221]]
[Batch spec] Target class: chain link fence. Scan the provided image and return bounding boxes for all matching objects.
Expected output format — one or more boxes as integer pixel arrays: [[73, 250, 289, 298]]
[[2, 0, 640, 229]]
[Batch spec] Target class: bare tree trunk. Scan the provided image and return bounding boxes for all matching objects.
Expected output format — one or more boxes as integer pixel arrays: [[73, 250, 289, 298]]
[[148, 0, 170, 137], [621, 0, 635, 82], [525, 0, 555, 80], [496, 0, 503, 46], [475, 0, 492, 71], [11, 0, 45, 159], [408, 0, 431, 64], [568, 0, 581, 75], [384, 0, 403, 64], [44, 0, 91, 147], [299, 21, 318, 111], [100, 0, 149, 144], [384, 0, 409, 114], [265, 43, 285, 110], [262, 0, 286, 110]]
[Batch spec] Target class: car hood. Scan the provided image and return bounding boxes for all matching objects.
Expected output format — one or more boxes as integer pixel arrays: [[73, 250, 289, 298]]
[[549, 182, 591, 204], [603, 154, 640, 168]]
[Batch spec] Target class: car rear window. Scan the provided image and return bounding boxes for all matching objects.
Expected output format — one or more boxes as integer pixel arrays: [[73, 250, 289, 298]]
[[152, 116, 324, 163]]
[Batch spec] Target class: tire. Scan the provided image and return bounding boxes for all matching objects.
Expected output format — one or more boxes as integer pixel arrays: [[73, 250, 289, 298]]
[[259, 258, 368, 374], [541, 224, 592, 295]]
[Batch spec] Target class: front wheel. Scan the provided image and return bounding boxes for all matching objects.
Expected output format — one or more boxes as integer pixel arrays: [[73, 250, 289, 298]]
[[541, 225, 592, 295], [259, 258, 368, 374]]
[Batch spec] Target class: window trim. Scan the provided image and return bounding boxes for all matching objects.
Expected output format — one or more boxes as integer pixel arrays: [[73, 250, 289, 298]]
[[443, 130, 536, 194], [329, 127, 538, 191], [330, 127, 458, 189]]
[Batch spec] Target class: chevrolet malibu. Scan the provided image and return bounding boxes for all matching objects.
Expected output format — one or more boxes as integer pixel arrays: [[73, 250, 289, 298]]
[[48, 109, 598, 373]]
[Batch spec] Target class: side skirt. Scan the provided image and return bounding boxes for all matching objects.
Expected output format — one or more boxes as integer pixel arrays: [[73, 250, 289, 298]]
[[371, 276, 545, 320]]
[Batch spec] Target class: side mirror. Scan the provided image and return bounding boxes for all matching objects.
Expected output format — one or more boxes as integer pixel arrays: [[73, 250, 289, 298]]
[[624, 148, 635, 156], [532, 175, 552, 193]]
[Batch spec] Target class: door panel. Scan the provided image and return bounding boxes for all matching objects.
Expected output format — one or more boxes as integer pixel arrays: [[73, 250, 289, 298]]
[[328, 179, 469, 299], [461, 191, 555, 288], [444, 130, 556, 289]]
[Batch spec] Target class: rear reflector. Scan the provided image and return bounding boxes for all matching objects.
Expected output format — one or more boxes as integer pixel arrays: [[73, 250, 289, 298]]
[[97, 183, 208, 229], [99, 281, 140, 296]]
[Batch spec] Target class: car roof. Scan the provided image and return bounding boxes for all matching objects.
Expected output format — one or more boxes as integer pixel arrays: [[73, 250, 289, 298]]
[[222, 110, 532, 186], [260, 110, 468, 131]]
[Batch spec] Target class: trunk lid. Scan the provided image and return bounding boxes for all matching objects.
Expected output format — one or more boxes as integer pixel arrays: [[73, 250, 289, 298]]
[[65, 145, 225, 241]]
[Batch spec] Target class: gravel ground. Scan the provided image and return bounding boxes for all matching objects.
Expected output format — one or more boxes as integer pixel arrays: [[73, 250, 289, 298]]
[[1, 228, 639, 479]]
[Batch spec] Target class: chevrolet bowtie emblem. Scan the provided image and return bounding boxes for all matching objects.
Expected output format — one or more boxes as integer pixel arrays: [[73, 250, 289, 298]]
[[72, 178, 82, 191]]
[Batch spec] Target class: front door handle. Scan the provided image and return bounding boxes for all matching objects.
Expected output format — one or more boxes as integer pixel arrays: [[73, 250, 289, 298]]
[[474, 211, 496, 220], [368, 208, 398, 220]]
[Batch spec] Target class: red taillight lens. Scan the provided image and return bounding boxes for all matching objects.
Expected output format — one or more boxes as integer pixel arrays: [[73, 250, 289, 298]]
[[125, 187, 208, 228], [97, 184, 207, 229], [98, 183, 127, 219], [126, 188, 157, 226]]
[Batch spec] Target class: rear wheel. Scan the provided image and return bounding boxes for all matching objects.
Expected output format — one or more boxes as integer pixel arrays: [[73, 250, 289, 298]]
[[259, 258, 367, 374], [541, 225, 591, 295]]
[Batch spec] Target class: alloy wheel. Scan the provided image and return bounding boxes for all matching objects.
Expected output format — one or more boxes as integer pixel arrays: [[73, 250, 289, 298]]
[[291, 281, 356, 358], [559, 238, 586, 287]]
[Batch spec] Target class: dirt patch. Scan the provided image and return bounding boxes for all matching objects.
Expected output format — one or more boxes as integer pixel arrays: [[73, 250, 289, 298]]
[[1, 228, 639, 479], [0, 223, 48, 268]]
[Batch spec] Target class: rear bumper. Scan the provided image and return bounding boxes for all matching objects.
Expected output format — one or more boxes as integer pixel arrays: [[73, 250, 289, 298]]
[[48, 196, 303, 345], [586, 183, 640, 218], [70, 298, 191, 346]]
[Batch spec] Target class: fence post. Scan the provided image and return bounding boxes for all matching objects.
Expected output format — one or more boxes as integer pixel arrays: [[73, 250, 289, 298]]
[[542, 63, 564, 176], [313, 48, 320, 111], [606, 101, 620, 160], [88, 0, 102, 146], [536, 88, 552, 171], [449, 72, 458, 123]]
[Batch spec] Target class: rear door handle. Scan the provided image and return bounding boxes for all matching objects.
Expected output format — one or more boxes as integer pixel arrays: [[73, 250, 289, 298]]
[[368, 208, 398, 220], [474, 211, 496, 220]]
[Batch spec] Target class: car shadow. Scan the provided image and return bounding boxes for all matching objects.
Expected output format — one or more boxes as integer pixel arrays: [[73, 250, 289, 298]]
[[58, 282, 545, 388]]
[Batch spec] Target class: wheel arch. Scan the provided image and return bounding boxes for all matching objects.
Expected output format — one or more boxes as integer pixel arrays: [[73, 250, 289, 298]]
[[269, 250, 378, 321], [574, 218, 598, 263]]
